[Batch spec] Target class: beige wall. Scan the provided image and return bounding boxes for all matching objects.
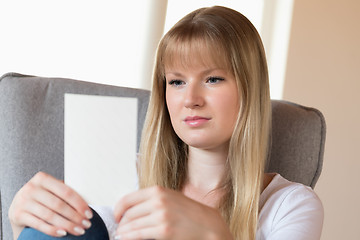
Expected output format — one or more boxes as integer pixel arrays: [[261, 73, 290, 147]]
[[283, 0, 360, 239]]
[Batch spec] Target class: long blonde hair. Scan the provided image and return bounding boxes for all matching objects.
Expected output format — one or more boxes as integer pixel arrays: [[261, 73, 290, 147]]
[[139, 6, 271, 240]]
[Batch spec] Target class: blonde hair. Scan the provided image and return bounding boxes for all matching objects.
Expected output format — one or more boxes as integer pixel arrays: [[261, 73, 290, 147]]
[[139, 6, 271, 240]]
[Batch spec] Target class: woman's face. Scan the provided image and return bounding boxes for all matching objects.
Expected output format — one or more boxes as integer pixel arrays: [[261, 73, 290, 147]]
[[165, 60, 240, 152]]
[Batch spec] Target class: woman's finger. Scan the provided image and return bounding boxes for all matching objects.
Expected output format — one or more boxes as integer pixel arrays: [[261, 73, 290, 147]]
[[116, 225, 169, 240], [22, 198, 88, 236], [31, 185, 88, 227], [114, 186, 164, 222], [117, 210, 160, 235], [30, 172, 93, 219], [13, 210, 67, 237], [117, 195, 157, 226]]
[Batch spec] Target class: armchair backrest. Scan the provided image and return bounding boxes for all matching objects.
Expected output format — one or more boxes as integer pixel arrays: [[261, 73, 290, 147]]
[[267, 100, 326, 187], [0, 73, 326, 240]]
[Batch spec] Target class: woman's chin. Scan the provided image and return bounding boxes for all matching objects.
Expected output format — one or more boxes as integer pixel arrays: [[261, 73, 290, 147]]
[[186, 140, 229, 152]]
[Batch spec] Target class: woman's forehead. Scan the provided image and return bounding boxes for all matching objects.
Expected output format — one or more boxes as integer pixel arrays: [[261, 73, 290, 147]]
[[163, 44, 230, 72], [164, 55, 217, 71]]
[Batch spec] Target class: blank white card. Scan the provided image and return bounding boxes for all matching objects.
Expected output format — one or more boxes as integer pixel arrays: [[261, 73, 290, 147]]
[[64, 94, 138, 207]]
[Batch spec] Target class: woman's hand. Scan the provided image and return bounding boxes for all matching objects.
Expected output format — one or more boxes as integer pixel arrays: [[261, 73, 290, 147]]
[[8, 171, 93, 239], [114, 186, 233, 240]]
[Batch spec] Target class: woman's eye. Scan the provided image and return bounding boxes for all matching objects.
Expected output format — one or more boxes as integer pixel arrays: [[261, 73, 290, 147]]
[[207, 76, 225, 84], [168, 79, 184, 86]]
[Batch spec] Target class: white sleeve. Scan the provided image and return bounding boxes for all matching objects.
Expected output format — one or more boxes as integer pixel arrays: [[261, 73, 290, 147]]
[[265, 186, 324, 240]]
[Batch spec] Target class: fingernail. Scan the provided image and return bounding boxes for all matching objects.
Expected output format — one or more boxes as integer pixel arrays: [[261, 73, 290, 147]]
[[56, 229, 67, 236], [115, 235, 122, 240], [74, 226, 85, 235], [85, 210, 93, 219], [82, 219, 92, 228]]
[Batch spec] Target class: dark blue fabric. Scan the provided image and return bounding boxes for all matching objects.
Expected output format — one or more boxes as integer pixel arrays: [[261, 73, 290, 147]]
[[17, 208, 109, 240]]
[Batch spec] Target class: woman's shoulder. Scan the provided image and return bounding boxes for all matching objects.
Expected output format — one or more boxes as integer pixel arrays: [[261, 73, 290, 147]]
[[260, 173, 320, 206], [257, 173, 324, 240]]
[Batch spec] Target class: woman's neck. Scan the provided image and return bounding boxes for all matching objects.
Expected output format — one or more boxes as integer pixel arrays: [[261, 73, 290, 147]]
[[182, 146, 228, 206]]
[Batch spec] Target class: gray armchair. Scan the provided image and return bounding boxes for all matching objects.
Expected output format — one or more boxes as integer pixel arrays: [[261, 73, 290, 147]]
[[0, 73, 326, 240]]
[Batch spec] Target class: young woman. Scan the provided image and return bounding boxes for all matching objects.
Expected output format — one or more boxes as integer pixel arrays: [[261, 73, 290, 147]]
[[9, 6, 324, 240]]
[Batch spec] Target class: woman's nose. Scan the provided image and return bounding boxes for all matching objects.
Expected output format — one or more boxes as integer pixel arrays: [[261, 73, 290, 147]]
[[184, 84, 204, 109]]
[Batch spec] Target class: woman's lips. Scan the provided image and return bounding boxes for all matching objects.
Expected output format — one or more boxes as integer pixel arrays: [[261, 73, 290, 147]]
[[184, 116, 211, 127]]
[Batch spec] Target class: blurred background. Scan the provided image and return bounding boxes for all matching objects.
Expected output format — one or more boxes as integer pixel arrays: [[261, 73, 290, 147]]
[[1, 0, 359, 239]]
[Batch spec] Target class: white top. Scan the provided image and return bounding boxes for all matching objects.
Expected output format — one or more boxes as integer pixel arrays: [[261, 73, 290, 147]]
[[256, 174, 324, 240], [93, 174, 324, 240]]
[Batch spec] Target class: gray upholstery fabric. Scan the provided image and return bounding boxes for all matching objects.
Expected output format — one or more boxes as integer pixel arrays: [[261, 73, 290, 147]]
[[267, 100, 326, 188], [0, 72, 326, 240]]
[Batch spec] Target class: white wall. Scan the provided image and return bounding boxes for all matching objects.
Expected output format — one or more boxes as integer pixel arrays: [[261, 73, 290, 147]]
[[0, 0, 167, 89]]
